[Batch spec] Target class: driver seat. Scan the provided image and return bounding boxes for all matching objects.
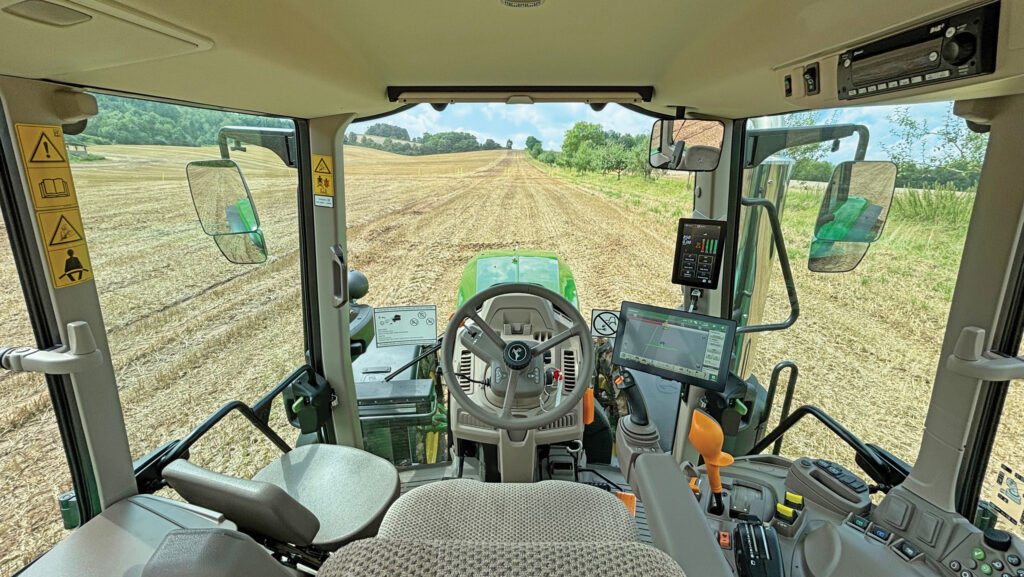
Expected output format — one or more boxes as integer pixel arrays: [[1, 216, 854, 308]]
[[376, 479, 639, 542]]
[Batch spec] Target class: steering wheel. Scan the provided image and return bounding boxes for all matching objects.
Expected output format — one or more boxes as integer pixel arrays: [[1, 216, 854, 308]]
[[441, 283, 594, 431]]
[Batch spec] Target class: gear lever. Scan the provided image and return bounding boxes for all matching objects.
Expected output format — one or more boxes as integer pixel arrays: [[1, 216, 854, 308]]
[[689, 409, 734, 516]]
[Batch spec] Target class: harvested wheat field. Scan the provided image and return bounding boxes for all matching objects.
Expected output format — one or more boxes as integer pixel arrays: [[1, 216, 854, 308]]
[[0, 144, 1020, 572]]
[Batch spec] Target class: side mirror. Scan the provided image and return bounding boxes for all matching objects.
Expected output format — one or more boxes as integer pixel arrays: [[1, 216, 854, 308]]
[[809, 160, 897, 273], [186, 159, 267, 265], [649, 119, 724, 172]]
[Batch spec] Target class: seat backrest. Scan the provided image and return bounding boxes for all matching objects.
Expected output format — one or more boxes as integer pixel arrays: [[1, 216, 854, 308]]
[[163, 459, 320, 546], [681, 145, 721, 171]]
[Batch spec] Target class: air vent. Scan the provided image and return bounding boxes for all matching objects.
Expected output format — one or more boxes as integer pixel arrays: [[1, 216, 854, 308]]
[[501, 0, 545, 7], [540, 412, 576, 431], [533, 331, 552, 342], [562, 350, 577, 393], [458, 350, 474, 392], [3, 0, 91, 26], [458, 410, 495, 430]]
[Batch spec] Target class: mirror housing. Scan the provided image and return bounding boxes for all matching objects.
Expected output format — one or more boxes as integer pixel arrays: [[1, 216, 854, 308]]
[[649, 119, 724, 172], [186, 159, 267, 265], [809, 160, 897, 273]]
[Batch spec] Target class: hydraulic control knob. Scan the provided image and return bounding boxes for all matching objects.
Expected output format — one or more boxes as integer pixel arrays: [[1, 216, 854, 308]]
[[689, 409, 734, 516], [942, 32, 977, 66], [983, 528, 1012, 552]]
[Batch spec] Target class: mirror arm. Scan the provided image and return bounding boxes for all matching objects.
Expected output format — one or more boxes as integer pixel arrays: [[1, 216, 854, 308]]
[[217, 126, 298, 168], [736, 197, 800, 335], [744, 124, 869, 168]]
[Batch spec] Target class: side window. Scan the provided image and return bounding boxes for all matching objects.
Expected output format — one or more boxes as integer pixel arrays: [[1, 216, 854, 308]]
[[70, 95, 303, 472], [0, 226, 72, 571], [741, 102, 983, 480], [981, 363, 1024, 538]]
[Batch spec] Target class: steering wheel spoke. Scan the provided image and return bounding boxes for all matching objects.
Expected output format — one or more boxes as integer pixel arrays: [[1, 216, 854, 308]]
[[531, 328, 575, 355], [468, 311, 506, 350], [499, 370, 518, 419]]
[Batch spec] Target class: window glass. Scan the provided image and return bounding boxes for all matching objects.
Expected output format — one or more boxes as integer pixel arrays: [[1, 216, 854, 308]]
[[70, 95, 302, 476], [741, 102, 984, 479], [981, 364, 1024, 538], [0, 222, 71, 572]]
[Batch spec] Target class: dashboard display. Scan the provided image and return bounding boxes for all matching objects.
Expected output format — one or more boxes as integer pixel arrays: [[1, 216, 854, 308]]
[[612, 301, 736, 392], [672, 218, 727, 289]]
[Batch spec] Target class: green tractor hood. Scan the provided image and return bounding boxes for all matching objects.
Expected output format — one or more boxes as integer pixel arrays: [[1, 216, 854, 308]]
[[457, 249, 579, 309]]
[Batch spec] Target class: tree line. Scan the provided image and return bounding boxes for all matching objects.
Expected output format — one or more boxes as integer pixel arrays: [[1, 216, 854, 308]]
[[526, 122, 654, 179], [781, 104, 986, 190], [346, 123, 511, 155], [69, 94, 291, 147]]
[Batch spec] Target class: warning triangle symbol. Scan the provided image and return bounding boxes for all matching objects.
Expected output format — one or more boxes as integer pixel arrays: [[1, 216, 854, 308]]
[[49, 215, 83, 246], [31, 133, 66, 163], [313, 158, 332, 175]]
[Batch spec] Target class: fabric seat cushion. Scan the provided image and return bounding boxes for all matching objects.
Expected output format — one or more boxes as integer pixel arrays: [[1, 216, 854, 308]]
[[253, 444, 400, 550], [318, 538, 685, 577], [377, 479, 638, 543]]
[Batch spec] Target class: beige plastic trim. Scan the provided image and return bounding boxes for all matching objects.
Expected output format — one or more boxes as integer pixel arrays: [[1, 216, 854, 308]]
[[308, 114, 362, 447], [902, 94, 1024, 511], [0, 75, 136, 507]]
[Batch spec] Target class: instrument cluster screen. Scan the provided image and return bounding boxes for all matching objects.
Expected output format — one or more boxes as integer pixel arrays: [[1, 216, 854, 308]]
[[672, 218, 727, 290]]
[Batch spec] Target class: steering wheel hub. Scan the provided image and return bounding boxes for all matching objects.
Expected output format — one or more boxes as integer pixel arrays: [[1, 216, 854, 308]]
[[503, 340, 533, 370]]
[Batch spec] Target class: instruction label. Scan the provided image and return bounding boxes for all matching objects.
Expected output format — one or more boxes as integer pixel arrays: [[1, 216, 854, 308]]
[[590, 309, 621, 338], [373, 305, 437, 347], [15, 124, 92, 289], [993, 463, 1024, 530], [15, 124, 78, 211], [36, 207, 92, 288], [311, 153, 334, 207]]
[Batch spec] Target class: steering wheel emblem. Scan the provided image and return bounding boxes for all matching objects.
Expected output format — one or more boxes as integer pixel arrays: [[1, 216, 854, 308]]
[[503, 341, 532, 370]]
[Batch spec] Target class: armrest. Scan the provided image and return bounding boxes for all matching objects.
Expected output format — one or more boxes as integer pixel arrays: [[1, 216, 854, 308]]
[[632, 453, 734, 577]]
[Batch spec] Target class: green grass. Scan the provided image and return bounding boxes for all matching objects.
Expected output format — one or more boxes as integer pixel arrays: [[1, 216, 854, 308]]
[[532, 160, 695, 219], [891, 183, 975, 226], [68, 153, 106, 162]]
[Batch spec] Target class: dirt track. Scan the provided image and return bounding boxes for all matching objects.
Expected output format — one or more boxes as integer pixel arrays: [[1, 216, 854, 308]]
[[2, 145, 1020, 571]]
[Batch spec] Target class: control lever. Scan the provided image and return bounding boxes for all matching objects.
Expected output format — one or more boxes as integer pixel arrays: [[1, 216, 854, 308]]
[[615, 370, 649, 426], [690, 409, 734, 516], [733, 516, 784, 577]]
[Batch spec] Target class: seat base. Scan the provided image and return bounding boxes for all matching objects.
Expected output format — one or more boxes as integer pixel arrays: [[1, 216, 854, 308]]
[[319, 538, 684, 577]]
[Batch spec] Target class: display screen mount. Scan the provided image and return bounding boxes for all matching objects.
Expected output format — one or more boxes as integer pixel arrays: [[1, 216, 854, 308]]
[[612, 301, 736, 392]]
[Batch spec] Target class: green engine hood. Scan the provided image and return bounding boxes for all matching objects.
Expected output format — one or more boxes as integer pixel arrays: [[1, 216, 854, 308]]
[[457, 249, 579, 309]]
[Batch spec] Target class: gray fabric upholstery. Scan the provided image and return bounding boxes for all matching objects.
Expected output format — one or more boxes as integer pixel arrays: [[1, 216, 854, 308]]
[[681, 145, 720, 170], [253, 444, 400, 550], [163, 459, 320, 546], [378, 479, 638, 542], [318, 538, 686, 577]]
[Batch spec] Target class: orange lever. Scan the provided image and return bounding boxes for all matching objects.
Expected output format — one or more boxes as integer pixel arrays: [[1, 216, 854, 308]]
[[689, 409, 733, 514], [582, 389, 595, 425]]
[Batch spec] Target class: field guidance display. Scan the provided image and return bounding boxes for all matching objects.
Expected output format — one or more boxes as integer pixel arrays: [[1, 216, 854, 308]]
[[612, 301, 736, 391]]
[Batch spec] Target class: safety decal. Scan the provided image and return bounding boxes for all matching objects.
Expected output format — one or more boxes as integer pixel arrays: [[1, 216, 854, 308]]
[[14, 124, 78, 211], [312, 153, 334, 200], [36, 208, 92, 288]]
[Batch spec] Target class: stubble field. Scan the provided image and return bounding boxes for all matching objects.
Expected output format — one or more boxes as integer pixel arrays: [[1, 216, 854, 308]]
[[0, 145, 1019, 573]]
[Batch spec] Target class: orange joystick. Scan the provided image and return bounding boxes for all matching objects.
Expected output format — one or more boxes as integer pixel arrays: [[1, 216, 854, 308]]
[[689, 409, 733, 515]]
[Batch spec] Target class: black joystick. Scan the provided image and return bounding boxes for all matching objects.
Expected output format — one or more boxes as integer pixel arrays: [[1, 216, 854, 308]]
[[984, 528, 1012, 552], [615, 370, 650, 426]]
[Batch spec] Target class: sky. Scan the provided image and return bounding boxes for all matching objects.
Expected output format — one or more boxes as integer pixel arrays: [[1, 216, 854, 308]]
[[353, 101, 958, 164]]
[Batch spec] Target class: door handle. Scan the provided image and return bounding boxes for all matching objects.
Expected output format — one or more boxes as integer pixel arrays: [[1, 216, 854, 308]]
[[330, 244, 349, 309], [0, 321, 103, 375]]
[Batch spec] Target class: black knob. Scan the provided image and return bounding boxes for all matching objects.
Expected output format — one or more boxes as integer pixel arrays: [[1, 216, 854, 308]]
[[942, 32, 977, 66], [984, 528, 1012, 552]]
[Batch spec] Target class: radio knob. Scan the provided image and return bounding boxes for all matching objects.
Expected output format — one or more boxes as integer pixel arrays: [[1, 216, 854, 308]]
[[942, 32, 977, 66]]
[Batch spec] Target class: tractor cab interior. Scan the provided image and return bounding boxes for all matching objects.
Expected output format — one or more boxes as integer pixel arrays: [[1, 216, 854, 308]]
[[2, 1, 1024, 577]]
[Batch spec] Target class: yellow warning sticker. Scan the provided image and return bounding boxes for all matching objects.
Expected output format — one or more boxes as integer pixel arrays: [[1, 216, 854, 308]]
[[312, 154, 334, 197], [36, 208, 92, 288], [15, 124, 78, 211], [15, 124, 69, 167]]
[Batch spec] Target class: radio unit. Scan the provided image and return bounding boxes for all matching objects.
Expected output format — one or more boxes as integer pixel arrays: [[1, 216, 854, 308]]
[[837, 2, 1000, 100]]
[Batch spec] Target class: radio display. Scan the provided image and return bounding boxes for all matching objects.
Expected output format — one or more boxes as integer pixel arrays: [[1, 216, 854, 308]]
[[851, 38, 943, 86]]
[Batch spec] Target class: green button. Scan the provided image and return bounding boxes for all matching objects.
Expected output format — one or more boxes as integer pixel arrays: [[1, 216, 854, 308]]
[[980, 563, 992, 575], [974, 548, 987, 561]]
